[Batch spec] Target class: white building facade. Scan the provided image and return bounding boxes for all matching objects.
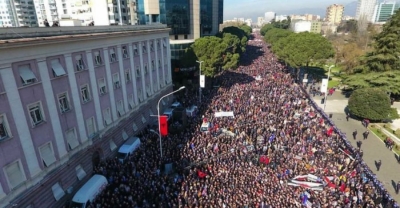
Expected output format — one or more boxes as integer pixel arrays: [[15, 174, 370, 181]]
[[291, 20, 312, 33], [264, 11, 276, 23], [355, 0, 377, 22], [275, 15, 288, 22], [2, 0, 38, 27], [0, 25, 172, 207]]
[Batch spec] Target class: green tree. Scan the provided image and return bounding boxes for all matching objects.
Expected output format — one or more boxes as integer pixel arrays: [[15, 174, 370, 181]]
[[191, 36, 224, 76], [264, 28, 293, 44], [180, 47, 197, 67], [343, 71, 400, 95], [348, 88, 398, 120], [271, 18, 291, 29], [271, 32, 334, 77], [354, 9, 400, 73], [218, 26, 248, 53], [260, 24, 275, 36], [239, 25, 252, 36]]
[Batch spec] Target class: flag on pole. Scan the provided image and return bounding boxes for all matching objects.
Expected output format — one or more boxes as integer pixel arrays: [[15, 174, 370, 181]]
[[200, 75, 205, 88], [159, 115, 168, 136]]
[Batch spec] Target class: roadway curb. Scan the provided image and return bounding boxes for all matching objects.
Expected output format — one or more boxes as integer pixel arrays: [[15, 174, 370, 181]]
[[368, 127, 399, 157]]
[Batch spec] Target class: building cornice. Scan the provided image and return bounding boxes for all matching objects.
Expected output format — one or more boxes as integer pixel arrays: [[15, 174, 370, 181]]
[[0, 28, 170, 50]]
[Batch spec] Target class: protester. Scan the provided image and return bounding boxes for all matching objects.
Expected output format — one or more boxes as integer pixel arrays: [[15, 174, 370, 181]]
[[87, 32, 398, 208]]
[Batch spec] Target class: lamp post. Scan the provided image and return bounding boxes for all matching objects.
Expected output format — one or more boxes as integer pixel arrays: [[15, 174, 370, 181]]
[[323, 65, 334, 111], [196, 60, 204, 103], [157, 86, 185, 158]]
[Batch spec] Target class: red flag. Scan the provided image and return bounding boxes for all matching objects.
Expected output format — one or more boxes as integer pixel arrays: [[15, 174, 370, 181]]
[[197, 170, 207, 178], [327, 127, 333, 136], [339, 183, 346, 192], [159, 115, 168, 136], [259, 155, 270, 165], [323, 176, 336, 189]]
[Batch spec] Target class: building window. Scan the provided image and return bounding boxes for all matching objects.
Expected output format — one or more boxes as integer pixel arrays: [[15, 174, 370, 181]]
[[98, 78, 107, 95], [75, 55, 85, 71], [163, 39, 167, 48], [80, 85, 91, 103], [158, 59, 162, 68], [122, 46, 129, 58], [116, 100, 125, 117], [174, 35, 178, 40], [144, 65, 148, 75], [39, 142, 57, 167], [136, 66, 141, 78], [109, 48, 117, 62], [18, 64, 37, 85], [4, 160, 26, 190], [28, 102, 44, 126], [0, 114, 11, 140], [150, 42, 154, 51], [86, 117, 96, 137], [146, 84, 152, 97], [133, 44, 138, 56], [122, 130, 128, 140], [94, 51, 102, 65], [184, 34, 188, 39], [51, 182, 65, 201], [141, 115, 146, 124], [113, 73, 120, 89], [128, 94, 135, 109], [151, 60, 155, 71], [157, 40, 160, 49], [125, 70, 131, 83], [142, 43, 147, 53], [65, 128, 79, 150], [132, 122, 138, 131], [58, 92, 70, 113], [51, 59, 66, 77], [137, 88, 143, 102], [75, 165, 87, 181], [103, 108, 112, 126], [109, 139, 117, 151]]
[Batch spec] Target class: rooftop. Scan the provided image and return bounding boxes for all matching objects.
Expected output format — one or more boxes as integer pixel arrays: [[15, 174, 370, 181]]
[[0, 25, 168, 41]]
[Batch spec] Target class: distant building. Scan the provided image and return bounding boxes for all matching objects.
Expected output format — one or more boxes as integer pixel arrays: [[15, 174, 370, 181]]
[[326, 4, 344, 25], [2, 0, 37, 27], [257, 17, 265, 27], [356, 0, 377, 22], [275, 15, 288, 22], [310, 21, 322, 33], [291, 20, 312, 33], [245, 19, 252, 26], [342, 15, 355, 20], [321, 22, 338, 35], [264, 12, 276, 23], [290, 14, 320, 21], [372, 1, 399, 23]]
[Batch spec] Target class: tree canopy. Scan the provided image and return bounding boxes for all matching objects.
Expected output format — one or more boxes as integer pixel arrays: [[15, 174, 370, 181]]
[[348, 88, 398, 120]]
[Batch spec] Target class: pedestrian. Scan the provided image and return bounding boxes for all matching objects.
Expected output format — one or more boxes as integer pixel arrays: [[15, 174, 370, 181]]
[[357, 140, 362, 149], [397, 181, 400, 194], [376, 160, 382, 171], [363, 130, 369, 140], [353, 130, 358, 140], [346, 113, 350, 121], [360, 150, 363, 158]]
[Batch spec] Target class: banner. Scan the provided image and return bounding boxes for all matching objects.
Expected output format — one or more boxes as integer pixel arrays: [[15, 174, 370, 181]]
[[200, 75, 205, 88], [159, 115, 168, 136], [214, 111, 234, 117], [320, 78, 328, 93]]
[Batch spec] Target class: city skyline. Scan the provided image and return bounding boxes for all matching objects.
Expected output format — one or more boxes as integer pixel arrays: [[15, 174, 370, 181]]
[[224, 0, 355, 21]]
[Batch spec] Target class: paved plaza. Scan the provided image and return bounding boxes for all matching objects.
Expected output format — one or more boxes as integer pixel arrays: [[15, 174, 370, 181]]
[[312, 90, 400, 200]]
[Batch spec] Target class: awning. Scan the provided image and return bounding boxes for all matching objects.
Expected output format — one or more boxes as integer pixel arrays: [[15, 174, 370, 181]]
[[214, 111, 235, 118], [18, 65, 36, 82], [51, 60, 66, 76]]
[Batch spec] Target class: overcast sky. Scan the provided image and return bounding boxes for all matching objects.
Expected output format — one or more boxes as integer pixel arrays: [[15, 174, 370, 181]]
[[224, 0, 355, 21]]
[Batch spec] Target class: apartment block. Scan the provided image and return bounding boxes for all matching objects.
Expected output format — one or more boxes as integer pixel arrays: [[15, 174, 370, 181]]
[[372, 1, 399, 23], [326, 4, 344, 25]]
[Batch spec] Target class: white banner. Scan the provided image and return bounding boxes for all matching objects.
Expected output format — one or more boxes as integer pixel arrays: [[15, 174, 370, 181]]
[[320, 78, 328, 93], [200, 75, 205, 88], [214, 111, 235, 117]]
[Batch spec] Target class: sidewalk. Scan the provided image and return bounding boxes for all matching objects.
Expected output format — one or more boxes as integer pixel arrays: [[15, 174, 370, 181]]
[[377, 125, 400, 146]]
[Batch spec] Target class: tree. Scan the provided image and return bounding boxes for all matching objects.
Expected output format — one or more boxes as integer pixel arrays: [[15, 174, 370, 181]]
[[239, 25, 252, 36], [343, 71, 400, 95], [191, 36, 224, 76], [271, 32, 334, 77], [337, 19, 358, 33], [218, 26, 248, 53], [337, 42, 365, 74], [271, 18, 291, 29], [348, 88, 398, 120], [264, 28, 293, 44], [260, 24, 275, 36]]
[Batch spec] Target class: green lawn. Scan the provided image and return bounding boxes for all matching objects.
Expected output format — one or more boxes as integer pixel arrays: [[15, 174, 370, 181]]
[[369, 125, 400, 155], [328, 79, 340, 88]]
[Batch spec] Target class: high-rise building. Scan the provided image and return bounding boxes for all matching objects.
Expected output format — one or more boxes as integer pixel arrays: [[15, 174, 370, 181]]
[[275, 15, 288, 22], [264, 11, 276, 23], [325, 4, 344, 25], [3, 0, 38, 27], [136, 0, 223, 67], [245, 18, 252, 26], [356, 0, 377, 22], [0, 25, 172, 207], [372, 1, 399, 23], [257, 17, 264, 27]]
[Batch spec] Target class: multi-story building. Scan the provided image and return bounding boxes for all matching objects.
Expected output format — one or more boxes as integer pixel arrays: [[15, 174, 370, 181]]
[[5, 0, 37, 27], [372, 1, 399, 23], [245, 18, 252, 26], [356, 0, 377, 22], [136, 0, 223, 71], [0, 25, 173, 207], [257, 17, 264, 27], [290, 14, 320, 21], [325, 4, 344, 25], [264, 11, 275, 23], [291, 20, 312, 33], [275, 15, 288, 22], [310, 20, 322, 33]]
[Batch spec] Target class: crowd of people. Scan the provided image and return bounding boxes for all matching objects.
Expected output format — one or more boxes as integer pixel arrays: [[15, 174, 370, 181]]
[[87, 32, 398, 207]]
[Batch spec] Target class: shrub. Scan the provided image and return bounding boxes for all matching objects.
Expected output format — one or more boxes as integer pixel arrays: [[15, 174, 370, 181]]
[[348, 88, 394, 121]]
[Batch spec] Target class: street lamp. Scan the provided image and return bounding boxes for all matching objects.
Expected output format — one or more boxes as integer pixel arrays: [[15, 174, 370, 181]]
[[156, 86, 185, 158], [196, 60, 204, 103], [323, 65, 334, 111]]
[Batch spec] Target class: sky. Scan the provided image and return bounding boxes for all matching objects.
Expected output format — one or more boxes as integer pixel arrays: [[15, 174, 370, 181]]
[[224, 0, 355, 21]]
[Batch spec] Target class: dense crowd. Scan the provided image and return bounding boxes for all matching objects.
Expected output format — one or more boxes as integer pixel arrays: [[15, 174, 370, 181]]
[[88, 32, 398, 208]]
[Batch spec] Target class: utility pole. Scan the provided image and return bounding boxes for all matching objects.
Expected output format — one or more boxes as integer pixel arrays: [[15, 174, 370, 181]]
[[196, 60, 204, 103]]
